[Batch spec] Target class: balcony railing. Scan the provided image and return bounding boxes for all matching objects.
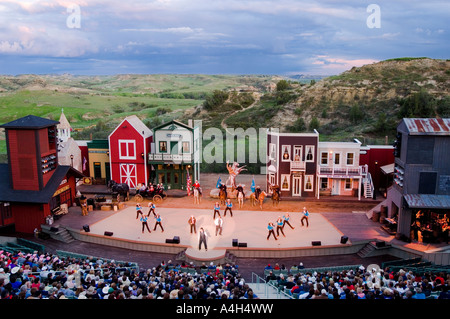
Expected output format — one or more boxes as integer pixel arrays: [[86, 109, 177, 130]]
[[317, 165, 364, 177], [148, 153, 192, 163], [290, 160, 306, 171]]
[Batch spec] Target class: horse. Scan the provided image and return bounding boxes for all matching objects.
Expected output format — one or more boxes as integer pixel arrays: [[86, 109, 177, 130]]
[[193, 187, 201, 204], [250, 191, 267, 210], [237, 191, 244, 208], [218, 184, 227, 205], [269, 184, 280, 207], [107, 180, 130, 201]]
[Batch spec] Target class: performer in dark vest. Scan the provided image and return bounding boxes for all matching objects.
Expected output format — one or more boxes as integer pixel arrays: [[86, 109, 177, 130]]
[[198, 227, 208, 251]]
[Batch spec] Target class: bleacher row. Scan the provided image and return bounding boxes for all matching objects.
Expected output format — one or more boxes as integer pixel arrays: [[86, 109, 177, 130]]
[[262, 260, 449, 299]]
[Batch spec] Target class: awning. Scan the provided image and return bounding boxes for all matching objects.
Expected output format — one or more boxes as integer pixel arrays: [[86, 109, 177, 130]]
[[404, 194, 450, 210], [267, 165, 277, 173], [381, 163, 394, 174]]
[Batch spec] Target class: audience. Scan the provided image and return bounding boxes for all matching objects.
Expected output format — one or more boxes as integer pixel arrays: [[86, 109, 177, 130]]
[[266, 262, 449, 299], [0, 249, 253, 299]]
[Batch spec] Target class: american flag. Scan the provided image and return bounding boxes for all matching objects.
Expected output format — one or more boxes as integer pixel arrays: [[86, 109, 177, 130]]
[[187, 170, 192, 196]]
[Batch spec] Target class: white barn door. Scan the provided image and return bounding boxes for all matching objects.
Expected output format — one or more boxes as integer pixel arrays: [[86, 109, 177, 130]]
[[120, 164, 137, 188]]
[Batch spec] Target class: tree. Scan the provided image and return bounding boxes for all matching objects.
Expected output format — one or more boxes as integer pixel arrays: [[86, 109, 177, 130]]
[[309, 117, 320, 131], [276, 80, 289, 92]]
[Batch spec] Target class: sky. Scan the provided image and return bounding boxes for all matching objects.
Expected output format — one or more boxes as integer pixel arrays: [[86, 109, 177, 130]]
[[0, 0, 448, 76]]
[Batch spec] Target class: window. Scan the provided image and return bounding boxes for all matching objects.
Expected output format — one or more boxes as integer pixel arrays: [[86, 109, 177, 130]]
[[281, 174, 290, 190], [345, 178, 352, 190], [281, 145, 291, 161], [305, 146, 315, 162], [293, 146, 302, 161], [320, 152, 328, 165], [346, 153, 354, 166], [334, 152, 341, 165], [320, 178, 328, 189], [269, 143, 276, 160], [269, 173, 275, 186], [304, 175, 313, 191], [159, 141, 167, 153], [182, 141, 190, 153], [119, 140, 136, 159]]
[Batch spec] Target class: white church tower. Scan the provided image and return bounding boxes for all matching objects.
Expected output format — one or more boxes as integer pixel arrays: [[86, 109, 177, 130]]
[[57, 109, 82, 173], [57, 109, 72, 143]]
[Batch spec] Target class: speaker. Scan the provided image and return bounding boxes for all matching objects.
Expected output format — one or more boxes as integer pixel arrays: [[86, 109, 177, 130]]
[[165, 238, 174, 244], [173, 236, 180, 244], [50, 226, 59, 232], [311, 241, 321, 246], [104, 231, 113, 237], [340, 236, 348, 244], [232, 239, 238, 247], [83, 225, 90, 232], [238, 242, 247, 247], [375, 241, 385, 247]]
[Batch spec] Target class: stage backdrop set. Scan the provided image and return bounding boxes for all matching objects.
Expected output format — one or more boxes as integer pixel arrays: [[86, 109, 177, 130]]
[[0, 115, 84, 233]]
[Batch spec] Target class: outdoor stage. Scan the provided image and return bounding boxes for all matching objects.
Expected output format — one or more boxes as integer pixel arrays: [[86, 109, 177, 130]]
[[79, 205, 349, 261]]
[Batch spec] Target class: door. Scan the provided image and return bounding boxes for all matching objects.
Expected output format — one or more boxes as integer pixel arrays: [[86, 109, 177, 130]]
[[332, 179, 340, 195], [292, 176, 302, 196], [120, 164, 137, 188]]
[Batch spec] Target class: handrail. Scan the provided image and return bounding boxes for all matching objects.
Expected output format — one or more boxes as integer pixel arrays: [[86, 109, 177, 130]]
[[251, 272, 294, 299]]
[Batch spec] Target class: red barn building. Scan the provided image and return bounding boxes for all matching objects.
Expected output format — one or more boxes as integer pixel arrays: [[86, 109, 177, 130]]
[[0, 115, 84, 234], [359, 144, 395, 195], [108, 115, 153, 188]]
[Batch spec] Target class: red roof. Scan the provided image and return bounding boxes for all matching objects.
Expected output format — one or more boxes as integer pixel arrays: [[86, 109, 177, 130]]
[[403, 118, 450, 135]]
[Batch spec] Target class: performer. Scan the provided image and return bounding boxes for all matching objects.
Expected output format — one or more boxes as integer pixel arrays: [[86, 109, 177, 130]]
[[188, 215, 197, 234], [154, 213, 164, 232], [283, 213, 295, 229], [215, 216, 224, 236], [193, 180, 202, 195], [140, 214, 151, 234], [147, 202, 156, 217], [301, 207, 309, 227], [136, 204, 143, 219], [213, 202, 221, 219], [267, 222, 277, 241], [276, 217, 286, 237], [198, 227, 208, 251], [224, 199, 233, 217]]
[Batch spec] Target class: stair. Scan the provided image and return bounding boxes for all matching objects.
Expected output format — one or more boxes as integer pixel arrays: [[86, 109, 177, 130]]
[[247, 282, 292, 299], [40, 224, 76, 243], [357, 240, 391, 258], [363, 173, 374, 199]]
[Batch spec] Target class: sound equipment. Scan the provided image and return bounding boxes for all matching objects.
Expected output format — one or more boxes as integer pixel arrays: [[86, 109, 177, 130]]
[[232, 239, 238, 247], [238, 242, 247, 247], [50, 226, 59, 232], [104, 231, 113, 236], [83, 225, 90, 232], [375, 241, 385, 247], [311, 241, 321, 246], [340, 236, 348, 244], [173, 236, 180, 244], [165, 238, 174, 244]]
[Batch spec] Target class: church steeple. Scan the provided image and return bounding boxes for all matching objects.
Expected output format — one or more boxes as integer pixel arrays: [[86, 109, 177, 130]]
[[57, 109, 72, 143]]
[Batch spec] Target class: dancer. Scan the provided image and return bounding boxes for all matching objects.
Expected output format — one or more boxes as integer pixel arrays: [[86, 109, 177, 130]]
[[136, 204, 143, 219], [188, 215, 197, 234], [153, 213, 164, 232], [213, 202, 221, 219], [198, 227, 208, 251], [140, 214, 151, 234], [215, 216, 223, 236], [224, 199, 233, 217], [301, 207, 309, 227], [147, 202, 156, 217], [267, 222, 277, 240], [283, 213, 295, 229], [276, 216, 286, 237]]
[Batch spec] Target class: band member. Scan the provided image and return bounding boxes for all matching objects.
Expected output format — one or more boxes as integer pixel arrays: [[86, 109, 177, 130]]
[[301, 207, 309, 227], [188, 215, 197, 234], [283, 213, 295, 229], [224, 199, 233, 217], [147, 202, 156, 217], [276, 216, 286, 237], [136, 204, 143, 219], [267, 222, 277, 241], [215, 216, 224, 236], [213, 202, 221, 219], [198, 227, 208, 251], [154, 213, 164, 232], [140, 214, 151, 233]]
